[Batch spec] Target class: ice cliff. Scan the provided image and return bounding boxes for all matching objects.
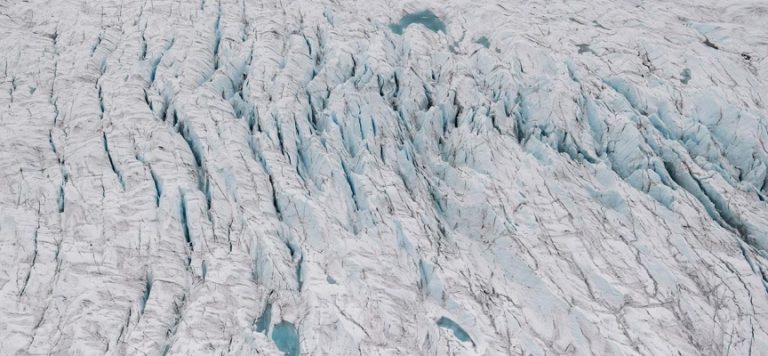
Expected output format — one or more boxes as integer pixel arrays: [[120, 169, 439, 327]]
[[1, 0, 768, 354]]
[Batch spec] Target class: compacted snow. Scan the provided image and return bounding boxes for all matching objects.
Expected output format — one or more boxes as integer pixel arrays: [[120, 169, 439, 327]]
[[1, 0, 768, 354]]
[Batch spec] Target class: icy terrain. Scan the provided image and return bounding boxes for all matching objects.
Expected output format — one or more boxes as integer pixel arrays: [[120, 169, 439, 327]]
[[1, 0, 768, 354]]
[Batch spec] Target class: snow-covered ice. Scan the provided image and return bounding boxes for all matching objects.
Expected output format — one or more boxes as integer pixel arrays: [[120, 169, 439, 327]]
[[1, 0, 767, 354]]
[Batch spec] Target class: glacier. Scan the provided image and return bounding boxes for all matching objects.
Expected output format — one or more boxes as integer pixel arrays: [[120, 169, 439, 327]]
[[1, 0, 767, 355]]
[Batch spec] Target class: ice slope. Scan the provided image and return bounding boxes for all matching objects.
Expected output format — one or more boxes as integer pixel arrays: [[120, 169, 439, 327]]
[[1, 0, 767, 355]]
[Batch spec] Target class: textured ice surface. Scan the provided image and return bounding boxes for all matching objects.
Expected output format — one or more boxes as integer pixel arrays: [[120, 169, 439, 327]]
[[1, 0, 768, 355]]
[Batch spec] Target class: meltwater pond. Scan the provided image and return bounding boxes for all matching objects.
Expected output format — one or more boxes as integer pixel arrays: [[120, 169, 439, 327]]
[[254, 303, 272, 333], [389, 10, 446, 34], [436, 317, 473, 344], [272, 321, 300, 356], [475, 36, 490, 48]]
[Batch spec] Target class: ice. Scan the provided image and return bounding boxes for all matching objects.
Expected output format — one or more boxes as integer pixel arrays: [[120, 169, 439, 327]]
[[2, 0, 768, 355]]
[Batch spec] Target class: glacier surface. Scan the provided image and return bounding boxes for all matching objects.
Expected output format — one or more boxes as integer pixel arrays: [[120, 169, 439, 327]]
[[1, 0, 768, 355]]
